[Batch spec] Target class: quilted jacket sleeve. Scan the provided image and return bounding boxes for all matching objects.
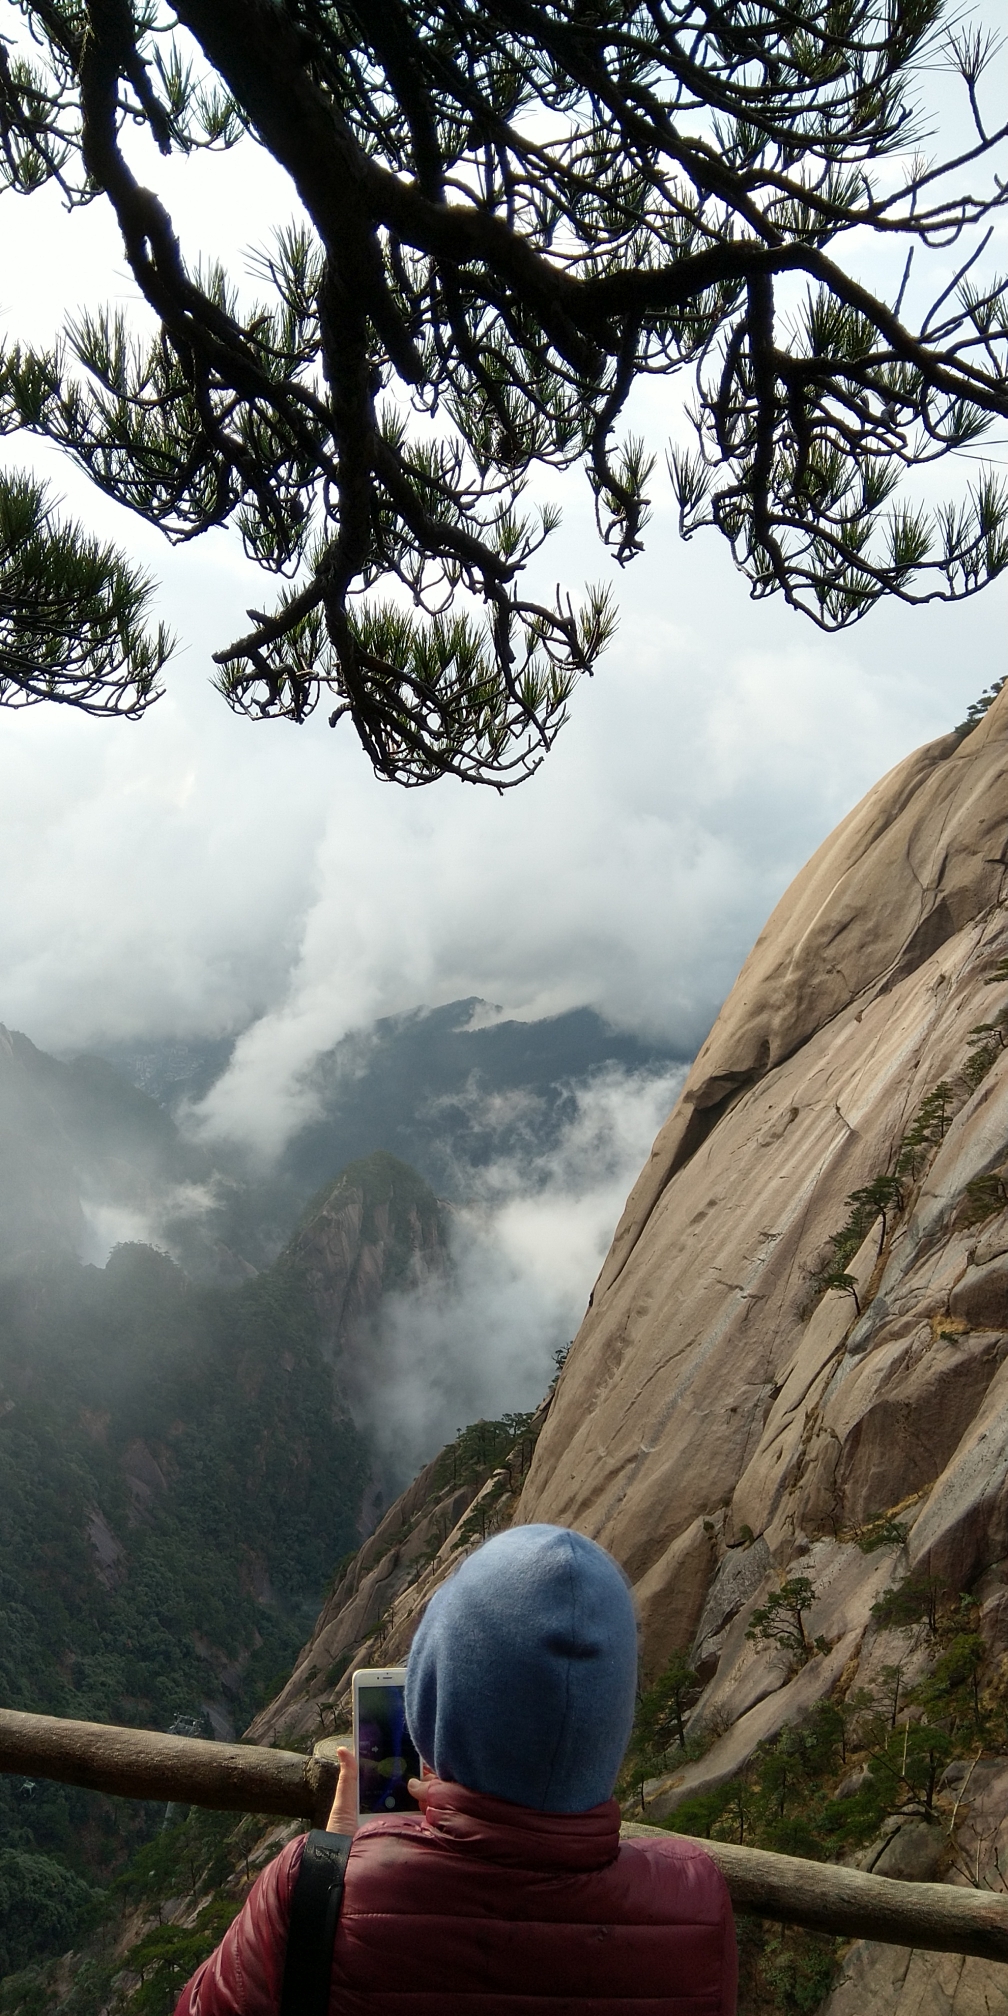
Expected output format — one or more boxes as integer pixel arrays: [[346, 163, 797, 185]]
[[172, 1835, 305, 2016]]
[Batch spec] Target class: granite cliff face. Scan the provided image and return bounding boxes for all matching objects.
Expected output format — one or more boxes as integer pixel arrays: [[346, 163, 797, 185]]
[[519, 688, 1008, 1648], [510, 686, 1008, 2015]]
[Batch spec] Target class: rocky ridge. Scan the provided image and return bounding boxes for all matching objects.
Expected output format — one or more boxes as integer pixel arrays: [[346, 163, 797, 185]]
[[281, 1150, 448, 1367]]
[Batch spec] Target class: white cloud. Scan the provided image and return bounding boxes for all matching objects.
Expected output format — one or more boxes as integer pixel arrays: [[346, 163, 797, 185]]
[[186, 512, 1006, 1160], [0, 103, 1005, 1166], [77, 1176, 230, 1269], [347, 1063, 689, 1492]]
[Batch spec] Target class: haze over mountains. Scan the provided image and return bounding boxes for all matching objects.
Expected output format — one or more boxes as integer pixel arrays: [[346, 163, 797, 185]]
[[0, 1003, 685, 1478], [1, 1001, 680, 1251], [102, 1000, 682, 1200]]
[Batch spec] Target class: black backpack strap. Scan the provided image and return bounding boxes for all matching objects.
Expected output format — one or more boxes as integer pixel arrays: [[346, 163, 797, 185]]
[[280, 1829, 354, 2016]]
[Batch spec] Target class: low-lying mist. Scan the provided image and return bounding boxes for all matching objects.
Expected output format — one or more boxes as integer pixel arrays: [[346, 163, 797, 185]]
[[0, 1007, 687, 1515], [346, 1062, 687, 1495]]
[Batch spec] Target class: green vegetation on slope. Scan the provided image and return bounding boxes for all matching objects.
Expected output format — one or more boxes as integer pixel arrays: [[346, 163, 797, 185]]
[[0, 1240, 369, 1910], [620, 1563, 1008, 2014], [0, 1806, 255, 2016], [807, 962, 1008, 1325], [0, 1854, 102, 1984]]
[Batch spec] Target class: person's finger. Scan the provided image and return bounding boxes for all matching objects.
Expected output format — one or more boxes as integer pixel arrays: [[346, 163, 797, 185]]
[[326, 1745, 359, 1834], [407, 1775, 433, 1812]]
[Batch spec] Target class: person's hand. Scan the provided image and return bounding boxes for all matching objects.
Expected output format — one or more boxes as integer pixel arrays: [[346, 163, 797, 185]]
[[325, 1746, 359, 1835], [407, 1761, 436, 1813]]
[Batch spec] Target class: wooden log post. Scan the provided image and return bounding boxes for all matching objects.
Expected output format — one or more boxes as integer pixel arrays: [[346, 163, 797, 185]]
[[0, 1707, 340, 1830], [3, 1711, 1008, 1961]]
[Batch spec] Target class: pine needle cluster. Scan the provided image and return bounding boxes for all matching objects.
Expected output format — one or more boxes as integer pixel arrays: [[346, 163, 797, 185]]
[[1, 2, 1008, 778]]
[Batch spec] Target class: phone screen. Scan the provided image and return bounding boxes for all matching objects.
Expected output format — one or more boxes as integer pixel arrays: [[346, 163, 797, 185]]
[[356, 1682, 421, 1814]]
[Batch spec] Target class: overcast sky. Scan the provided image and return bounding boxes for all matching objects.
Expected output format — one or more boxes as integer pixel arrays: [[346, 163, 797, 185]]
[[2, 51, 1006, 1166]]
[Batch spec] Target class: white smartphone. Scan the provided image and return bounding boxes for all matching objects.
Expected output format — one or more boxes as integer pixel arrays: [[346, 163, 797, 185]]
[[352, 1666, 422, 1817]]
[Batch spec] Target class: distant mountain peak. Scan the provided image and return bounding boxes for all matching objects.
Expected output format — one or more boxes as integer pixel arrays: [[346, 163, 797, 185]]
[[282, 1150, 449, 1359]]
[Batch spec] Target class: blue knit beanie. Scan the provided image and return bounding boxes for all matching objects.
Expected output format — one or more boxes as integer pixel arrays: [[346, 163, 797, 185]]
[[404, 1523, 637, 1813]]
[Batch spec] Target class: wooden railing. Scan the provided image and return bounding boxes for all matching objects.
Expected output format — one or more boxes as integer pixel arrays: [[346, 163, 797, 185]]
[[0, 1707, 340, 1830], [3, 1709, 1008, 1963]]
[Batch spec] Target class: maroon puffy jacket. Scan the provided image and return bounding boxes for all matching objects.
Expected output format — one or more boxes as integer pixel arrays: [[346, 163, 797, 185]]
[[174, 1779, 737, 2015]]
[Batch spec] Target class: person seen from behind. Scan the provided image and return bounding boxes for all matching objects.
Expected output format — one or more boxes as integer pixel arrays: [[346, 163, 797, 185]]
[[175, 1523, 738, 2013]]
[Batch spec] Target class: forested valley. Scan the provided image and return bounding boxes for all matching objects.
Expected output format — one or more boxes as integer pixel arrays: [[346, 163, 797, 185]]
[[0, 1237, 369, 1965]]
